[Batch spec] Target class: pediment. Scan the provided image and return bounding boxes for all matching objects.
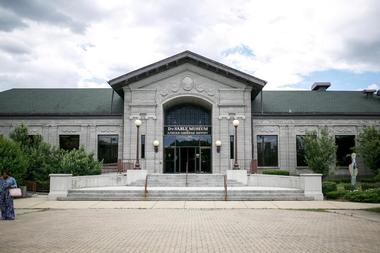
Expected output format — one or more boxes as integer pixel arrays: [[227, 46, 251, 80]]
[[108, 50, 266, 96]]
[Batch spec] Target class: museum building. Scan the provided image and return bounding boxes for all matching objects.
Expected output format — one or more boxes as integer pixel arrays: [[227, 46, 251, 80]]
[[0, 51, 379, 176]]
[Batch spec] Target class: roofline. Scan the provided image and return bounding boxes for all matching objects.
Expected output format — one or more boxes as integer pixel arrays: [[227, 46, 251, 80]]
[[0, 113, 123, 118], [108, 50, 267, 95], [252, 112, 380, 117]]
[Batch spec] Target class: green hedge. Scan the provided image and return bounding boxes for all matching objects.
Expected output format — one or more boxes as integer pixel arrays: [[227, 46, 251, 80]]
[[322, 181, 337, 195], [361, 182, 380, 191], [344, 189, 380, 203], [262, 170, 290, 176], [325, 190, 346, 200], [342, 183, 356, 191]]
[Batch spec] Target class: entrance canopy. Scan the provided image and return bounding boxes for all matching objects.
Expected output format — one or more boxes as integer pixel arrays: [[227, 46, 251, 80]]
[[108, 50, 266, 96]]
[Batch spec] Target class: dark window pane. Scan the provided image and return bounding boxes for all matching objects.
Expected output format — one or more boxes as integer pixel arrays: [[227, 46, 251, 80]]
[[98, 135, 118, 163], [59, 135, 80, 151], [296, 135, 307, 167], [257, 135, 278, 167], [165, 104, 211, 126], [141, 135, 145, 159], [335, 135, 355, 166], [230, 135, 234, 159]]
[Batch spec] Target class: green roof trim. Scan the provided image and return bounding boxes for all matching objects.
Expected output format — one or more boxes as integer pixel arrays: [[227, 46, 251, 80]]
[[0, 88, 123, 116], [252, 91, 380, 115]]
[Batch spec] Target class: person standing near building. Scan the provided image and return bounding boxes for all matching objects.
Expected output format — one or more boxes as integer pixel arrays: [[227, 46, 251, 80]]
[[0, 171, 17, 220]]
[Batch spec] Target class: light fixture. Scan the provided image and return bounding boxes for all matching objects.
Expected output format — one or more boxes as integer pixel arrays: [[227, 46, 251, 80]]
[[153, 140, 159, 153], [215, 140, 222, 153], [134, 119, 142, 127], [233, 119, 239, 169], [134, 119, 142, 169]]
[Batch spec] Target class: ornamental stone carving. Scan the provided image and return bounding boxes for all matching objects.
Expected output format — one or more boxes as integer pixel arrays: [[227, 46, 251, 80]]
[[182, 76, 194, 91], [206, 88, 216, 96], [160, 88, 169, 97], [195, 83, 205, 92], [171, 84, 180, 93]]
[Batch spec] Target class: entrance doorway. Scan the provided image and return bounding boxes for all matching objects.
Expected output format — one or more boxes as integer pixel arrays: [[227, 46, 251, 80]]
[[164, 146, 211, 173], [163, 102, 212, 174]]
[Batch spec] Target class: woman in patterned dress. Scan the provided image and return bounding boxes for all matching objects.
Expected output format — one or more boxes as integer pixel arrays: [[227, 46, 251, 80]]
[[0, 171, 17, 220]]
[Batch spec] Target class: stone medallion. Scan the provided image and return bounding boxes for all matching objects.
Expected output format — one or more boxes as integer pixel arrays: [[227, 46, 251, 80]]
[[195, 83, 204, 92], [206, 88, 215, 96], [182, 76, 194, 91], [171, 84, 180, 93]]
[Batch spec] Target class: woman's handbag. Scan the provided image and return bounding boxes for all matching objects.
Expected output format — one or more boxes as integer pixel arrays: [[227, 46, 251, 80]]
[[9, 188, 22, 197]]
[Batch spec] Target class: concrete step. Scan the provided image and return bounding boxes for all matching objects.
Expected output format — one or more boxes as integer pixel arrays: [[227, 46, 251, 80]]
[[62, 187, 310, 201]]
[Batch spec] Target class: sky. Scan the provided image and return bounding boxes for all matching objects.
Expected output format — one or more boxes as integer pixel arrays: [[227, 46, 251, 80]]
[[0, 0, 379, 92]]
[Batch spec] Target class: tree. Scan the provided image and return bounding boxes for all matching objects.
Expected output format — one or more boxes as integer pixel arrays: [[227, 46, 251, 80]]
[[0, 135, 28, 185], [356, 126, 380, 174], [304, 128, 337, 176]]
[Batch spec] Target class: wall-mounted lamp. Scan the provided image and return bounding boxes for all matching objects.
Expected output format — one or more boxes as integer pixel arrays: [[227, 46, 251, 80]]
[[215, 140, 222, 153], [153, 140, 160, 153]]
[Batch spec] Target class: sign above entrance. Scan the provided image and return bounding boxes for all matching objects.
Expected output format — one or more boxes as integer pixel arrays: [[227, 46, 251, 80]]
[[164, 126, 211, 135]]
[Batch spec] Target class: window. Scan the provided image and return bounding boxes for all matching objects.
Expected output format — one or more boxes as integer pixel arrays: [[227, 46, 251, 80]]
[[98, 135, 118, 163], [28, 134, 42, 146], [141, 135, 145, 159], [257, 135, 278, 167], [335, 135, 355, 166], [230, 135, 234, 159], [59, 135, 79, 151], [296, 135, 307, 167]]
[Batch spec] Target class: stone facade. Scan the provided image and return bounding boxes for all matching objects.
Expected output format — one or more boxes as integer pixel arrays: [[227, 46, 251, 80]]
[[253, 117, 380, 176], [122, 63, 253, 174]]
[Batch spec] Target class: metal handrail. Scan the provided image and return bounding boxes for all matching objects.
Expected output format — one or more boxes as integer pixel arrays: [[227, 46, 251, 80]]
[[144, 175, 148, 198], [224, 174, 227, 201]]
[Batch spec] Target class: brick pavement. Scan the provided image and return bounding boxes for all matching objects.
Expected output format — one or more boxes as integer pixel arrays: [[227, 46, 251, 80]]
[[1, 208, 380, 253]]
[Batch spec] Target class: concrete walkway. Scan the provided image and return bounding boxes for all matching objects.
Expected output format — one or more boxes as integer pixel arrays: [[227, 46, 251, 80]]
[[15, 195, 380, 210]]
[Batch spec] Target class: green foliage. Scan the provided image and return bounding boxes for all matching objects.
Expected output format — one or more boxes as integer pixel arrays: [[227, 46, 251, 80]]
[[342, 183, 356, 191], [356, 126, 380, 174], [344, 188, 380, 203], [0, 135, 28, 185], [304, 128, 337, 176], [375, 170, 380, 182], [261, 169, 290, 176], [322, 181, 337, 195], [325, 190, 346, 200], [6, 124, 102, 189], [361, 182, 380, 191], [58, 147, 102, 176]]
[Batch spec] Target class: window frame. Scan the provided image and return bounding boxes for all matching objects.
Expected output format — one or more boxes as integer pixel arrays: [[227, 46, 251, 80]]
[[335, 135, 356, 167], [59, 134, 80, 151], [257, 135, 279, 167], [97, 134, 119, 164]]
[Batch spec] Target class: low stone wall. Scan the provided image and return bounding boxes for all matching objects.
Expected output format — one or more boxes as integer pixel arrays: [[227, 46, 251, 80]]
[[248, 174, 303, 189], [72, 173, 128, 189]]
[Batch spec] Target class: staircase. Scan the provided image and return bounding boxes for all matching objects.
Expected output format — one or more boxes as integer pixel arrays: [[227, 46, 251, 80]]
[[61, 174, 311, 201]]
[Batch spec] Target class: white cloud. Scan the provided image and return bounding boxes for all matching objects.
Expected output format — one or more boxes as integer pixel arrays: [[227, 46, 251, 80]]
[[0, 0, 379, 91]]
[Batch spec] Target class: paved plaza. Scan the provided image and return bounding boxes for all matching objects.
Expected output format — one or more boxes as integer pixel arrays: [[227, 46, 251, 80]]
[[1, 197, 380, 253]]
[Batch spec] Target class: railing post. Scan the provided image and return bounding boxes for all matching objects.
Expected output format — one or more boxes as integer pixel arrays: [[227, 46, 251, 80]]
[[224, 174, 227, 201], [144, 174, 148, 198]]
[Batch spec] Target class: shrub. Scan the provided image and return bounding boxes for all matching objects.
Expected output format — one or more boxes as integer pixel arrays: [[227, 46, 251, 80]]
[[361, 183, 380, 191], [304, 128, 337, 176], [360, 177, 377, 183], [342, 183, 356, 191], [375, 171, 380, 182], [0, 135, 28, 185], [356, 126, 380, 174], [344, 188, 380, 203], [325, 190, 346, 200], [262, 169, 290, 176], [58, 147, 102, 176], [322, 181, 337, 195]]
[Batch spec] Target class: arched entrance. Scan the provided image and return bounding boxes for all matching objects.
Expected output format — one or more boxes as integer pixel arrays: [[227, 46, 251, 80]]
[[163, 100, 212, 173]]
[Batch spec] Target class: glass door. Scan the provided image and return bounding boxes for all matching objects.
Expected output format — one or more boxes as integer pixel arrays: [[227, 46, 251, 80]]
[[200, 147, 211, 173]]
